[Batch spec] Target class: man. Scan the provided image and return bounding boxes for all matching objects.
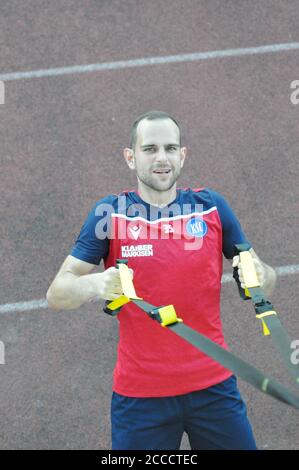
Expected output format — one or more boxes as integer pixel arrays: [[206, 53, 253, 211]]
[[47, 110, 277, 450]]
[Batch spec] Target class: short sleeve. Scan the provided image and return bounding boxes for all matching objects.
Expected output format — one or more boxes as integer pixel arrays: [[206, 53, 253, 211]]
[[209, 190, 252, 259], [70, 195, 115, 265]]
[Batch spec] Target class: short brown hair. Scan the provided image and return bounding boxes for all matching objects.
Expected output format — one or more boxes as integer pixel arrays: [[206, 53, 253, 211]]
[[130, 110, 181, 151]]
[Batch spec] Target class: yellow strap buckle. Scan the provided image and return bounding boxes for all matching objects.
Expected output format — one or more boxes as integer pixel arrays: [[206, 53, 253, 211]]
[[106, 295, 131, 311], [256, 310, 277, 336], [157, 305, 183, 327]]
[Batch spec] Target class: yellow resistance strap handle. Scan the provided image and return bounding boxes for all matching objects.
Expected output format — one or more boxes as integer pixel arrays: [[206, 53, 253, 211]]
[[117, 262, 143, 300], [105, 295, 131, 311], [237, 248, 277, 337], [239, 251, 260, 297], [105, 260, 143, 312], [106, 261, 183, 327]]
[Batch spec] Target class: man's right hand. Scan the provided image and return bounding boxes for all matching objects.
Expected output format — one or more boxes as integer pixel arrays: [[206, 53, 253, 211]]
[[47, 255, 134, 310], [97, 267, 134, 300]]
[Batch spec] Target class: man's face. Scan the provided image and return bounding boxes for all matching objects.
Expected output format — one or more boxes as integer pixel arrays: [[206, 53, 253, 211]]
[[129, 118, 186, 192]]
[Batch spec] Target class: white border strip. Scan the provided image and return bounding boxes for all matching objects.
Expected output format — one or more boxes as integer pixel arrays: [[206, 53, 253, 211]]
[[111, 207, 217, 224], [1, 42, 299, 82], [0, 299, 48, 314], [221, 264, 299, 283], [0, 264, 298, 314]]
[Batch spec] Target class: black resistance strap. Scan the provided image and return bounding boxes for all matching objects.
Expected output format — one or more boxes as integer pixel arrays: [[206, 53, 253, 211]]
[[233, 243, 299, 385], [103, 248, 299, 409]]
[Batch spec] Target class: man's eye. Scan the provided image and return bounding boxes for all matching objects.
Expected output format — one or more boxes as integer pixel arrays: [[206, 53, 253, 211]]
[[143, 147, 177, 152]]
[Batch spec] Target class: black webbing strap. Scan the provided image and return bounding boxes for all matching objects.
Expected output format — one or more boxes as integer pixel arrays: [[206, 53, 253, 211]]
[[233, 244, 299, 384], [129, 298, 299, 409], [103, 258, 299, 410]]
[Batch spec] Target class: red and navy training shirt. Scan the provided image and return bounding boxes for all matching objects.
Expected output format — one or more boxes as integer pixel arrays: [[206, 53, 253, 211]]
[[70, 187, 251, 397]]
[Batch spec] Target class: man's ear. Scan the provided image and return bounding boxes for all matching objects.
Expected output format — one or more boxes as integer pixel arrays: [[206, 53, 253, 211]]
[[180, 147, 187, 168], [123, 148, 136, 170]]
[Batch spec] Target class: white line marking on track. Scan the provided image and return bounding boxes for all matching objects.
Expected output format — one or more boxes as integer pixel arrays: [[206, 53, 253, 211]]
[[0, 264, 298, 314], [1, 42, 299, 82]]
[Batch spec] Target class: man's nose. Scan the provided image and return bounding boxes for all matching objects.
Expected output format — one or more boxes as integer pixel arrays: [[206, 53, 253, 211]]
[[155, 149, 168, 162]]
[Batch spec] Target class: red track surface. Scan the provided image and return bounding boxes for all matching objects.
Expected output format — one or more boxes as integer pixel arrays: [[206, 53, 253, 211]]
[[0, 0, 298, 450]]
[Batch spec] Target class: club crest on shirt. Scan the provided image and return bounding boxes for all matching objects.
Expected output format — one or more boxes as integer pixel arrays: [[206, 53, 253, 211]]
[[185, 217, 208, 238]]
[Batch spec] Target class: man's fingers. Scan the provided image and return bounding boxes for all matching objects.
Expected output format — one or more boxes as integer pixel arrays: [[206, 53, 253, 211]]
[[107, 267, 119, 274], [101, 266, 136, 302], [233, 254, 266, 289], [253, 259, 263, 273], [105, 267, 121, 281], [106, 292, 121, 301], [108, 266, 134, 279]]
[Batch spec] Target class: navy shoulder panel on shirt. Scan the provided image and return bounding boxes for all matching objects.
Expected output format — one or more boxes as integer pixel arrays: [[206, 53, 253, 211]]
[[201, 188, 252, 259], [70, 194, 119, 266], [179, 187, 215, 212]]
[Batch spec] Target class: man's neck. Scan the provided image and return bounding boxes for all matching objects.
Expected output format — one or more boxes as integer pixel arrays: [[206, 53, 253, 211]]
[[137, 184, 177, 208]]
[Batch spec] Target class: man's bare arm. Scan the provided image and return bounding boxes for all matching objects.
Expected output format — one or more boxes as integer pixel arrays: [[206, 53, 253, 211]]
[[46, 255, 132, 310]]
